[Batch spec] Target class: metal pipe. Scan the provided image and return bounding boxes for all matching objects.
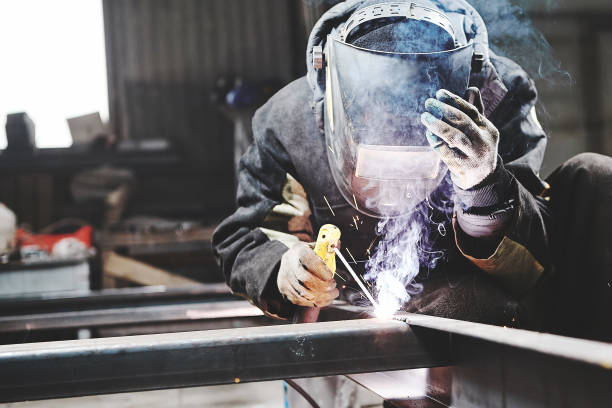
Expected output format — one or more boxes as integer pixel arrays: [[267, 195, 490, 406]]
[[0, 319, 449, 402]]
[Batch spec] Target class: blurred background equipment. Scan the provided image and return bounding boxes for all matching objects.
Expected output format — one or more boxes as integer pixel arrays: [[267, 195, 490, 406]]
[[213, 77, 283, 181], [5, 112, 35, 152], [0, 219, 93, 297], [66, 112, 113, 149], [0, 203, 16, 258], [17, 223, 93, 259], [70, 166, 133, 227], [66, 112, 105, 145]]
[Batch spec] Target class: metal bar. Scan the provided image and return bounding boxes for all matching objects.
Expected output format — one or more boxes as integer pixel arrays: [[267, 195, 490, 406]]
[[0, 319, 448, 403], [0, 300, 263, 333], [351, 313, 612, 407], [0, 293, 358, 336], [349, 369, 450, 407], [3, 305, 612, 406], [395, 312, 612, 368], [0, 284, 232, 316], [447, 332, 612, 407]]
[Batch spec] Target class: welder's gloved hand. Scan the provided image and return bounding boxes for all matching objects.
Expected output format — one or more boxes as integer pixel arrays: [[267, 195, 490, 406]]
[[421, 88, 499, 190], [277, 242, 339, 307]]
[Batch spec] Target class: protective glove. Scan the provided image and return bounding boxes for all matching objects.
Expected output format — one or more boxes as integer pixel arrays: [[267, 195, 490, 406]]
[[277, 242, 339, 307], [421, 88, 499, 190]]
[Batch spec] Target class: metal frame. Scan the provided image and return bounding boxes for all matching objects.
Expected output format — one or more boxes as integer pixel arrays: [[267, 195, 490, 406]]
[[0, 284, 231, 316], [0, 285, 257, 341], [1, 296, 612, 406], [0, 299, 263, 333], [1, 309, 611, 405], [377, 313, 612, 407], [0, 318, 448, 403]]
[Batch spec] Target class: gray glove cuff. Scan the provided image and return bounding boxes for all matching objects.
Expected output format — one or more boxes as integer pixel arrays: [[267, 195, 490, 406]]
[[454, 158, 513, 209]]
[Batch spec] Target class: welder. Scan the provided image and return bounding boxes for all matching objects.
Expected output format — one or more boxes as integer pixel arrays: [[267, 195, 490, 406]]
[[214, 0, 612, 343]]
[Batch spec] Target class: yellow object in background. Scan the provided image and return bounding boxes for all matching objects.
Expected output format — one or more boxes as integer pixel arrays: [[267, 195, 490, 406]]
[[314, 224, 341, 274]]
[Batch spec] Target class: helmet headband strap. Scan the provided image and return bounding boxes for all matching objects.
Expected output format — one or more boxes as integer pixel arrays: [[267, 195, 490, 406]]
[[341, 2, 459, 47]]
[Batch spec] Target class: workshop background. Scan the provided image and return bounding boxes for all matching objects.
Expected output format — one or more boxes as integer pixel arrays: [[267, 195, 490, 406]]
[[0, 0, 611, 407]]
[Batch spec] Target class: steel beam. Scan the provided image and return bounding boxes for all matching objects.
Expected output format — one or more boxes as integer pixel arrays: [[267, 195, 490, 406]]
[[0, 299, 263, 333], [349, 313, 612, 408], [3, 307, 612, 406], [0, 319, 448, 402], [395, 312, 612, 368], [0, 284, 232, 316]]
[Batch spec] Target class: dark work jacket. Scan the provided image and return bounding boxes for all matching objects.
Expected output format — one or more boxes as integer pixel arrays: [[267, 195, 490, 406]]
[[213, 0, 551, 326]]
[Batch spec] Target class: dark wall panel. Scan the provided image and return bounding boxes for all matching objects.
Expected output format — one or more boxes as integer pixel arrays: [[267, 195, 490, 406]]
[[103, 0, 297, 165]]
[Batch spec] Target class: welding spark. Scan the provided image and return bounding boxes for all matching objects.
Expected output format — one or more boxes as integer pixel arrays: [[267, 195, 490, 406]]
[[366, 237, 377, 256], [353, 194, 359, 211], [352, 216, 359, 230], [323, 195, 335, 216], [345, 248, 357, 264], [334, 271, 347, 282], [328, 145, 335, 154]]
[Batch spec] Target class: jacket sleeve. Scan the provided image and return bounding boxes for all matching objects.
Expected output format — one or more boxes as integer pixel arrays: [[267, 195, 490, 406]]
[[454, 54, 552, 297], [212, 106, 313, 320]]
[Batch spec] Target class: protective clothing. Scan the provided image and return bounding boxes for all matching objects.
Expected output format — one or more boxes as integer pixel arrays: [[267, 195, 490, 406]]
[[213, 0, 550, 325], [422, 88, 500, 190], [277, 242, 339, 307], [323, 2, 477, 217], [214, 0, 549, 322]]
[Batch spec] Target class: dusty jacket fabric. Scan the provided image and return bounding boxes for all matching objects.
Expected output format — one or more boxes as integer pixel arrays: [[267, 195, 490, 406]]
[[213, 0, 550, 325]]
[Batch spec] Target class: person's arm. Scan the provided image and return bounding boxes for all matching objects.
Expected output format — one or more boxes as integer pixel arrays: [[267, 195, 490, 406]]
[[423, 56, 552, 297], [212, 104, 336, 319]]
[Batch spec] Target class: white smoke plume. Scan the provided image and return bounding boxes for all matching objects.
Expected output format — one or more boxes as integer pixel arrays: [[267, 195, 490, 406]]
[[364, 216, 423, 317], [362, 175, 454, 317]]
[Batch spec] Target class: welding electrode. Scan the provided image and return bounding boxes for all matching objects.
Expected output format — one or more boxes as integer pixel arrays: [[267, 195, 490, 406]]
[[293, 224, 341, 323]]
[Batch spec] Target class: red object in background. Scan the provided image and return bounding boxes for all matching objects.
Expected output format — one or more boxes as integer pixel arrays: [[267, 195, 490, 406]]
[[17, 225, 93, 253]]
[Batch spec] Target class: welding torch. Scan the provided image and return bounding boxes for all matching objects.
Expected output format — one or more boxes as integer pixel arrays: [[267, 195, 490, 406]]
[[293, 224, 341, 323], [293, 224, 378, 323]]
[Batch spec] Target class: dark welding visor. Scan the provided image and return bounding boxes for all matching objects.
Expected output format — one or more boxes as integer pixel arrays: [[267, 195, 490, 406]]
[[324, 34, 474, 217]]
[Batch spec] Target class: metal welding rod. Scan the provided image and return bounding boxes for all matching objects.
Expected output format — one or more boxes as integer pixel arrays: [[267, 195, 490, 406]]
[[335, 248, 379, 309]]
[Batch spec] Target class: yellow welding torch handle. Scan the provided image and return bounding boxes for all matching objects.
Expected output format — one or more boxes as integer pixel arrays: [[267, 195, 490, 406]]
[[313, 224, 341, 274], [294, 224, 341, 323]]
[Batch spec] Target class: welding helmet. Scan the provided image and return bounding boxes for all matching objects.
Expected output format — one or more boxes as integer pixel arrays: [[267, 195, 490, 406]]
[[318, 2, 479, 218]]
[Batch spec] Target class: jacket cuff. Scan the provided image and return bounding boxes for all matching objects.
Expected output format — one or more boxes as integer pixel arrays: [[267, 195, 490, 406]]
[[455, 205, 514, 239], [454, 159, 513, 209], [453, 216, 544, 296], [454, 160, 516, 240], [256, 239, 297, 320]]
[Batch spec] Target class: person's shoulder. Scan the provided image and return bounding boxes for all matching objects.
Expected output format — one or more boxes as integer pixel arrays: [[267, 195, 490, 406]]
[[489, 53, 537, 102], [488, 53, 538, 124], [253, 77, 313, 130]]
